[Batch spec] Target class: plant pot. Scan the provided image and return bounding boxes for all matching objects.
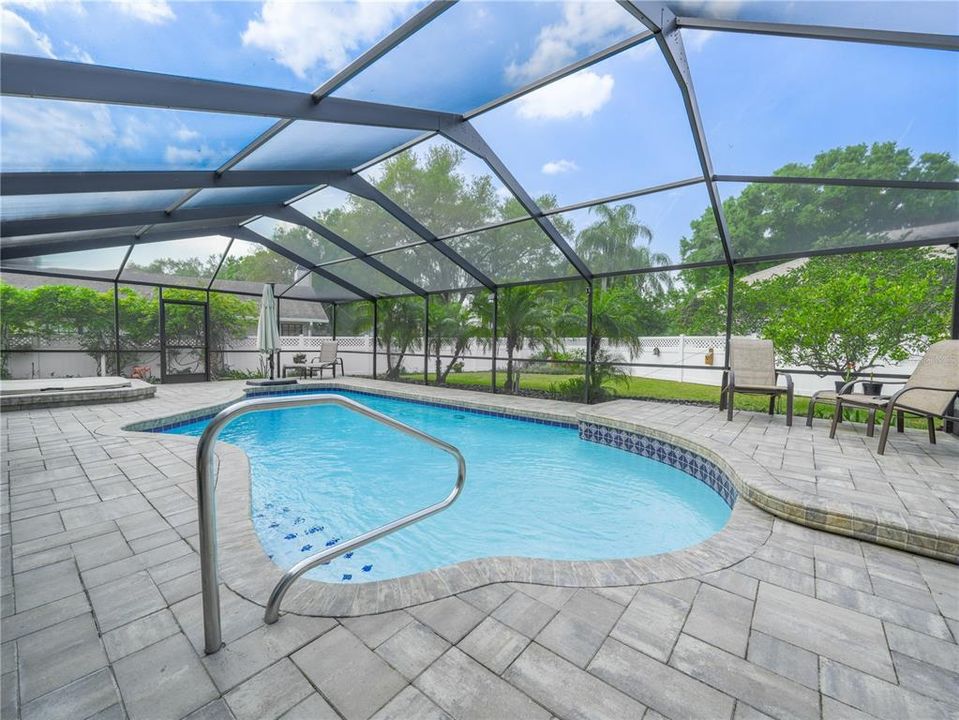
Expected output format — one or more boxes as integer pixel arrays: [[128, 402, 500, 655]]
[[861, 382, 883, 396]]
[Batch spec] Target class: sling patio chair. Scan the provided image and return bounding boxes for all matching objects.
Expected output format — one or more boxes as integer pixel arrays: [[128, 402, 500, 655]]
[[829, 339, 959, 454], [309, 341, 346, 378], [720, 338, 794, 426]]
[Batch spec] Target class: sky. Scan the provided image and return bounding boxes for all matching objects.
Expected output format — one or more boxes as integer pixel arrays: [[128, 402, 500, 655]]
[[1, 0, 956, 271]]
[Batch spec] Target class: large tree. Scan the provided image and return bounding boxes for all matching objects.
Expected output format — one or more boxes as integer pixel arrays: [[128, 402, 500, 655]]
[[731, 249, 953, 378], [679, 142, 958, 292]]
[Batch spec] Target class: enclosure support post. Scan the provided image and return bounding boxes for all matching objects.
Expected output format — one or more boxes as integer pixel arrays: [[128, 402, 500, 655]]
[[371, 300, 378, 379], [723, 267, 735, 392], [424, 294, 430, 385], [331, 304, 337, 341], [273, 290, 279, 380], [158, 287, 166, 380], [113, 281, 121, 377], [204, 290, 211, 382], [491, 290, 498, 394], [585, 281, 594, 405], [949, 245, 958, 434]]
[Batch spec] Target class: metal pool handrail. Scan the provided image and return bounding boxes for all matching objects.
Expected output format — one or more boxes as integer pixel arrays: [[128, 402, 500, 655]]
[[195, 393, 466, 654]]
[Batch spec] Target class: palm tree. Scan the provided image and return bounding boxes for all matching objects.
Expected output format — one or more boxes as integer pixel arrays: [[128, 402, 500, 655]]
[[376, 297, 423, 380], [575, 204, 673, 293], [427, 293, 485, 383], [477, 286, 556, 392]]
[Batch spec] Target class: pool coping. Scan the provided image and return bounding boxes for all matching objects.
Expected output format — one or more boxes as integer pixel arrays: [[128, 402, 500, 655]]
[[99, 378, 775, 616]]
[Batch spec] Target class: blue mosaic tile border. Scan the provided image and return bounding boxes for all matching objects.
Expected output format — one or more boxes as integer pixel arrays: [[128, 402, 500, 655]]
[[579, 422, 738, 508], [241, 386, 579, 429], [140, 386, 577, 433]]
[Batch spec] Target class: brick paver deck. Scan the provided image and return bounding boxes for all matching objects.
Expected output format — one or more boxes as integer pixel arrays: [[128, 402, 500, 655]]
[[2, 380, 957, 720]]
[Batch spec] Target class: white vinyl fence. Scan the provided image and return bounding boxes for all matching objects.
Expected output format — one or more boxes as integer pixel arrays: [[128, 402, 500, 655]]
[[4, 333, 919, 395]]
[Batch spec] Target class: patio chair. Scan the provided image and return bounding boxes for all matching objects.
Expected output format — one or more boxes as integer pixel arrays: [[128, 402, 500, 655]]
[[829, 339, 959, 454], [720, 338, 794, 426], [309, 341, 345, 378]]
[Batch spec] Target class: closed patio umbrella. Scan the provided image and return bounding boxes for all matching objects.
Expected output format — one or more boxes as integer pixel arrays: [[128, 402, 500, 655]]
[[257, 284, 279, 379]]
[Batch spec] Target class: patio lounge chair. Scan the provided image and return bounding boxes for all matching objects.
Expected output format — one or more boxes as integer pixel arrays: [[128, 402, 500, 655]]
[[829, 339, 959, 454], [720, 338, 794, 426], [309, 341, 345, 378]]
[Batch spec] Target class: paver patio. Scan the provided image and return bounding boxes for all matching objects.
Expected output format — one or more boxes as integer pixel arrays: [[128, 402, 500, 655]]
[[2, 380, 957, 720]]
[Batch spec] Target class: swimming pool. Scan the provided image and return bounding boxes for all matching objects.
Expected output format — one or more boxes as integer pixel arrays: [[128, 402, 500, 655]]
[[165, 390, 732, 583]]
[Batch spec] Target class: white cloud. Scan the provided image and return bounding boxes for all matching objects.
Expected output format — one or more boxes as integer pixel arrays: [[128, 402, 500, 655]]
[[64, 41, 94, 63], [1, 9, 55, 57], [114, 0, 175, 24], [542, 159, 579, 175], [683, 29, 716, 52], [4, 0, 86, 15], [507, 2, 636, 85], [164, 144, 222, 166], [242, 0, 415, 78], [516, 71, 614, 120], [175, 126, 201, 143], [1, 97, 116, 169]]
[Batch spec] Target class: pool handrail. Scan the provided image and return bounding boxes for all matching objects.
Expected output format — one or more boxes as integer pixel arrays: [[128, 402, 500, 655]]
[[195, 393, 466, 654]]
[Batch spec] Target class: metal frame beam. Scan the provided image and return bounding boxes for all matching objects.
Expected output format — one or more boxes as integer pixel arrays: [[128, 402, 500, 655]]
[[0, 53, 461, 131], [0, 222, 245, 260], [1, 204, 277, 238], [231, 226, 375, 301], [715, 174, 959, 191], [2, 170, 349, 196], [441, 121, 593, 280], [619, 2, 734, 269], [675, 16, 959, 52], [331, 174, 497, 290], [268, 207, 427, 297]]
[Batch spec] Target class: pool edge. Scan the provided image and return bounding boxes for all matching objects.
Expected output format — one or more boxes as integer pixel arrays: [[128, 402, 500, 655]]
[[102, 379, 781, 616]]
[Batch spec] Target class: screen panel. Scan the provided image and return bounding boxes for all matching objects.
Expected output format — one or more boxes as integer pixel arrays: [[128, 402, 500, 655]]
[[120, 236, 232, 289], [323, 258, 414, 298], [182, 185, 314, 210], [473, 43, 704, 207], [550, 183, 723, 275], [1, 1, 423, 91], [291, 187, 421, 253], [443, 218, 579, 284], [211, 238, 307, 294], [375, 243, 477, 292], [360, 135, 529, 238], [281, 270, 364, 303], [333, 1, 646, 113], [0, 98, 275, 172], [234, 121, 420, 171], [1, 190, 189, 222], [718, 182, 959, 259], [244, 216, 354, 266], [1, 245, 130, 280], [667, 0, 959, 36], [686, 31, 959, 181]]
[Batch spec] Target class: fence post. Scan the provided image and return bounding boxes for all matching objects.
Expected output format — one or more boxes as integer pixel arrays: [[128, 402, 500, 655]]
[[424, 295, 430, 385], [679, 334, 685, 383], [371, 300, 378, 379]]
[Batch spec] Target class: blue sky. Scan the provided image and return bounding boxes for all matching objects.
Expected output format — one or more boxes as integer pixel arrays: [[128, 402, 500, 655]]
[[2, 0, 956, 270]]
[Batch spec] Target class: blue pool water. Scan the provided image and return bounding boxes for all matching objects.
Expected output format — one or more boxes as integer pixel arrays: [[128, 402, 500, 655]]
[[165, 391, 731, 582]]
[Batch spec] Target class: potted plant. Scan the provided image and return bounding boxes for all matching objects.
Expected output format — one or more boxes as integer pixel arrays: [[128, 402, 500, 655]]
[[292, 353, 306, 365], [835, 363, 854, 394], [861, 372, 883, 396]]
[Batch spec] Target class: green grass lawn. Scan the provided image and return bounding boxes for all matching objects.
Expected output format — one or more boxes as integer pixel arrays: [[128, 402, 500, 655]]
[[400, 370, 923, 427]]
